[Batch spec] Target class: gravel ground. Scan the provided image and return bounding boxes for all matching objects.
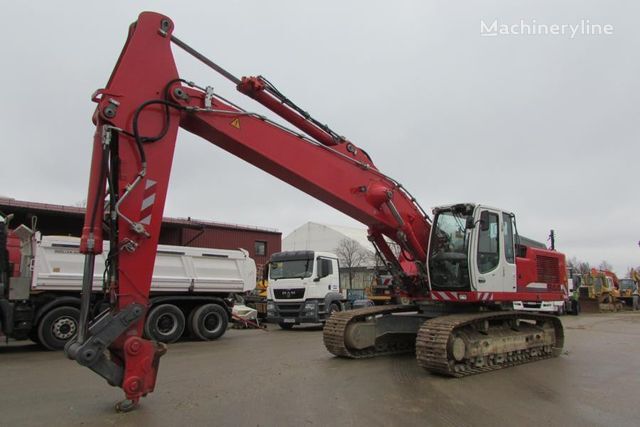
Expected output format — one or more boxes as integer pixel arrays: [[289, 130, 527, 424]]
[[1, 312, 639, 427]]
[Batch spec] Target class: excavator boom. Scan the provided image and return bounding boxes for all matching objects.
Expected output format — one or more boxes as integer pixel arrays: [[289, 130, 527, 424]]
[[67, 12, 431, 409]]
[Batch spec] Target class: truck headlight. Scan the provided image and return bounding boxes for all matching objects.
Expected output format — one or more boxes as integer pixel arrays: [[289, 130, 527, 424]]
[[304, 302, 316, 311], [267, 301, 276, 311]]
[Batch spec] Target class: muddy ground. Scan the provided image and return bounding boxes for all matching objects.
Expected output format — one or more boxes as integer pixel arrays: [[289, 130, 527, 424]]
[[1, 312, 639, 426]]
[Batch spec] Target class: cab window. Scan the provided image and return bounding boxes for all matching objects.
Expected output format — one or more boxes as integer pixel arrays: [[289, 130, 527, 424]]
[[502, 213, 515, 264], [477, 212, 500, 273], [316, 258, 333, 278]]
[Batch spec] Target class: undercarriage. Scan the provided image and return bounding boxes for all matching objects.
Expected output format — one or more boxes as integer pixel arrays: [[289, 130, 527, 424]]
[[323, 304, 564, 376]]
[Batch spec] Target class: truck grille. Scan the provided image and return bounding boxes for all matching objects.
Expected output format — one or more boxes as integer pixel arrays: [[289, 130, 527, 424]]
[[275, 303, 303, 317], [274, 288, 305, 299]]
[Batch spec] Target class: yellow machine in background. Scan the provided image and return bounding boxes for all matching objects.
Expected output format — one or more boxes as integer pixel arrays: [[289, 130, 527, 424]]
[[619, 278, 634, 298], [578, 269, 623, 312], [256, 279, 268, 298], [618, 270, 639, 307], [365, 274, 393, 305], [244, 279, 269, 318]]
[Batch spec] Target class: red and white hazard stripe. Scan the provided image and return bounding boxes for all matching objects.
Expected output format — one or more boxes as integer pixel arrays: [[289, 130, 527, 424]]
[[139, 179, 157, 225], [431, 291, 458, 301], [431, 291, 494, 302], [477, 292, 493, 301]]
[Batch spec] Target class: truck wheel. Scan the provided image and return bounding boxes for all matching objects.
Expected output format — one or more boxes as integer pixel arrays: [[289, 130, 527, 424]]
[[144, 304, 185, 343], [278, 322, 294, 330], [190, 304, 228, 341], [37, 306, 80, 351], [329, 302, 341, 316]]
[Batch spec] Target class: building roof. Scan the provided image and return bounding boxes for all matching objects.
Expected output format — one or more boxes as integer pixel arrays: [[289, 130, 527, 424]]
[[309, 223, 373, 250], [0, 197, 280, 234], [283, 222, 376, 266]]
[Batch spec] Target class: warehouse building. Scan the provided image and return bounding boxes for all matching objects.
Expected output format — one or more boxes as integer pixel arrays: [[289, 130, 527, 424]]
[[0, 197, 281, 277]]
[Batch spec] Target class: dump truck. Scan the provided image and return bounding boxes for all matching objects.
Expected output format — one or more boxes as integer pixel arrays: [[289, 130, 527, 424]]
[[0, 215, 256, 349]]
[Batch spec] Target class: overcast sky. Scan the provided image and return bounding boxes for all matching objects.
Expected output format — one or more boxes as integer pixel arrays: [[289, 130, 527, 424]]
[[1, 1, 638, 275]]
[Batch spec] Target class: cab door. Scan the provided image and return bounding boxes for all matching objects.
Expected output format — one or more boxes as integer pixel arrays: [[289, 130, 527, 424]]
[[473, 209, 505, 293], [502, 212, 517, 293], [314, 257, 339, 297]]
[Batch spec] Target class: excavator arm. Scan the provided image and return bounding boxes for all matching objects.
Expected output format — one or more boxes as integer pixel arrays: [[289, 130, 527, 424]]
[[66, 12, 431, 409]]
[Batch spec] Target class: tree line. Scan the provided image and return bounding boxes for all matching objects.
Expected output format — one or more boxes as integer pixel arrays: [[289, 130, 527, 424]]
[[567, 257, 639, 279]]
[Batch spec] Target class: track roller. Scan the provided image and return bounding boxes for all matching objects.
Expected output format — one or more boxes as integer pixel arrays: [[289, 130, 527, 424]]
[[416, 311, 564, 377]]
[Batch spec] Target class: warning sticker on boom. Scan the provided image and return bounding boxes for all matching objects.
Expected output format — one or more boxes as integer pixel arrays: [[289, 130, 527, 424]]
[[230, 118, 241, 129]]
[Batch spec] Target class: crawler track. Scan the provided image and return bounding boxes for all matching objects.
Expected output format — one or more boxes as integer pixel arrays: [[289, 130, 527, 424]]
[[323, 305, 418, 358], [416, 311, 564, 377]]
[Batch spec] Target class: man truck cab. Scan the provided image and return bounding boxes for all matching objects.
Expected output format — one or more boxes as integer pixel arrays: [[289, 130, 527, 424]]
[[266, 251, 344, 329]]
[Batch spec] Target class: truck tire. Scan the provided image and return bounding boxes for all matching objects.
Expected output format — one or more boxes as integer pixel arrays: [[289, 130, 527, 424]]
[[37, 306, 80, 351], [144, 304, 185, 343], [329, 302, 341, 316], [190, 304, 228, 341]]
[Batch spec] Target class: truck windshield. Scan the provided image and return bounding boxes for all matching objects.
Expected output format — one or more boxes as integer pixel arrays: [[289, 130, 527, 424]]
[[269, 259, 313, 280], [428, 209, 471, 290]]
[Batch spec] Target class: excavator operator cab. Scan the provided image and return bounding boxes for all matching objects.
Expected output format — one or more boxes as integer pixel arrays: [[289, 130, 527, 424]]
[[428, 203, 517, 295]]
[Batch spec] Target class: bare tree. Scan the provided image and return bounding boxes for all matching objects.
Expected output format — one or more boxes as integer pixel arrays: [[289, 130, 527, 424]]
[[598, 260, 613, 272], [335, 238, 370, 289], [567, 257, 591, 275]]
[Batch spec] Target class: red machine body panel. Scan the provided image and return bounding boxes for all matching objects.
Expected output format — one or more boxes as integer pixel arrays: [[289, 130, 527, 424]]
[[516, 246, 567, 294], [6, 231, 21, 278]]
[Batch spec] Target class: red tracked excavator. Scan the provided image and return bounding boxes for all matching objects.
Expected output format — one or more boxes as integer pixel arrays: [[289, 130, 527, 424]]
[[65, 12, 566, 411]]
